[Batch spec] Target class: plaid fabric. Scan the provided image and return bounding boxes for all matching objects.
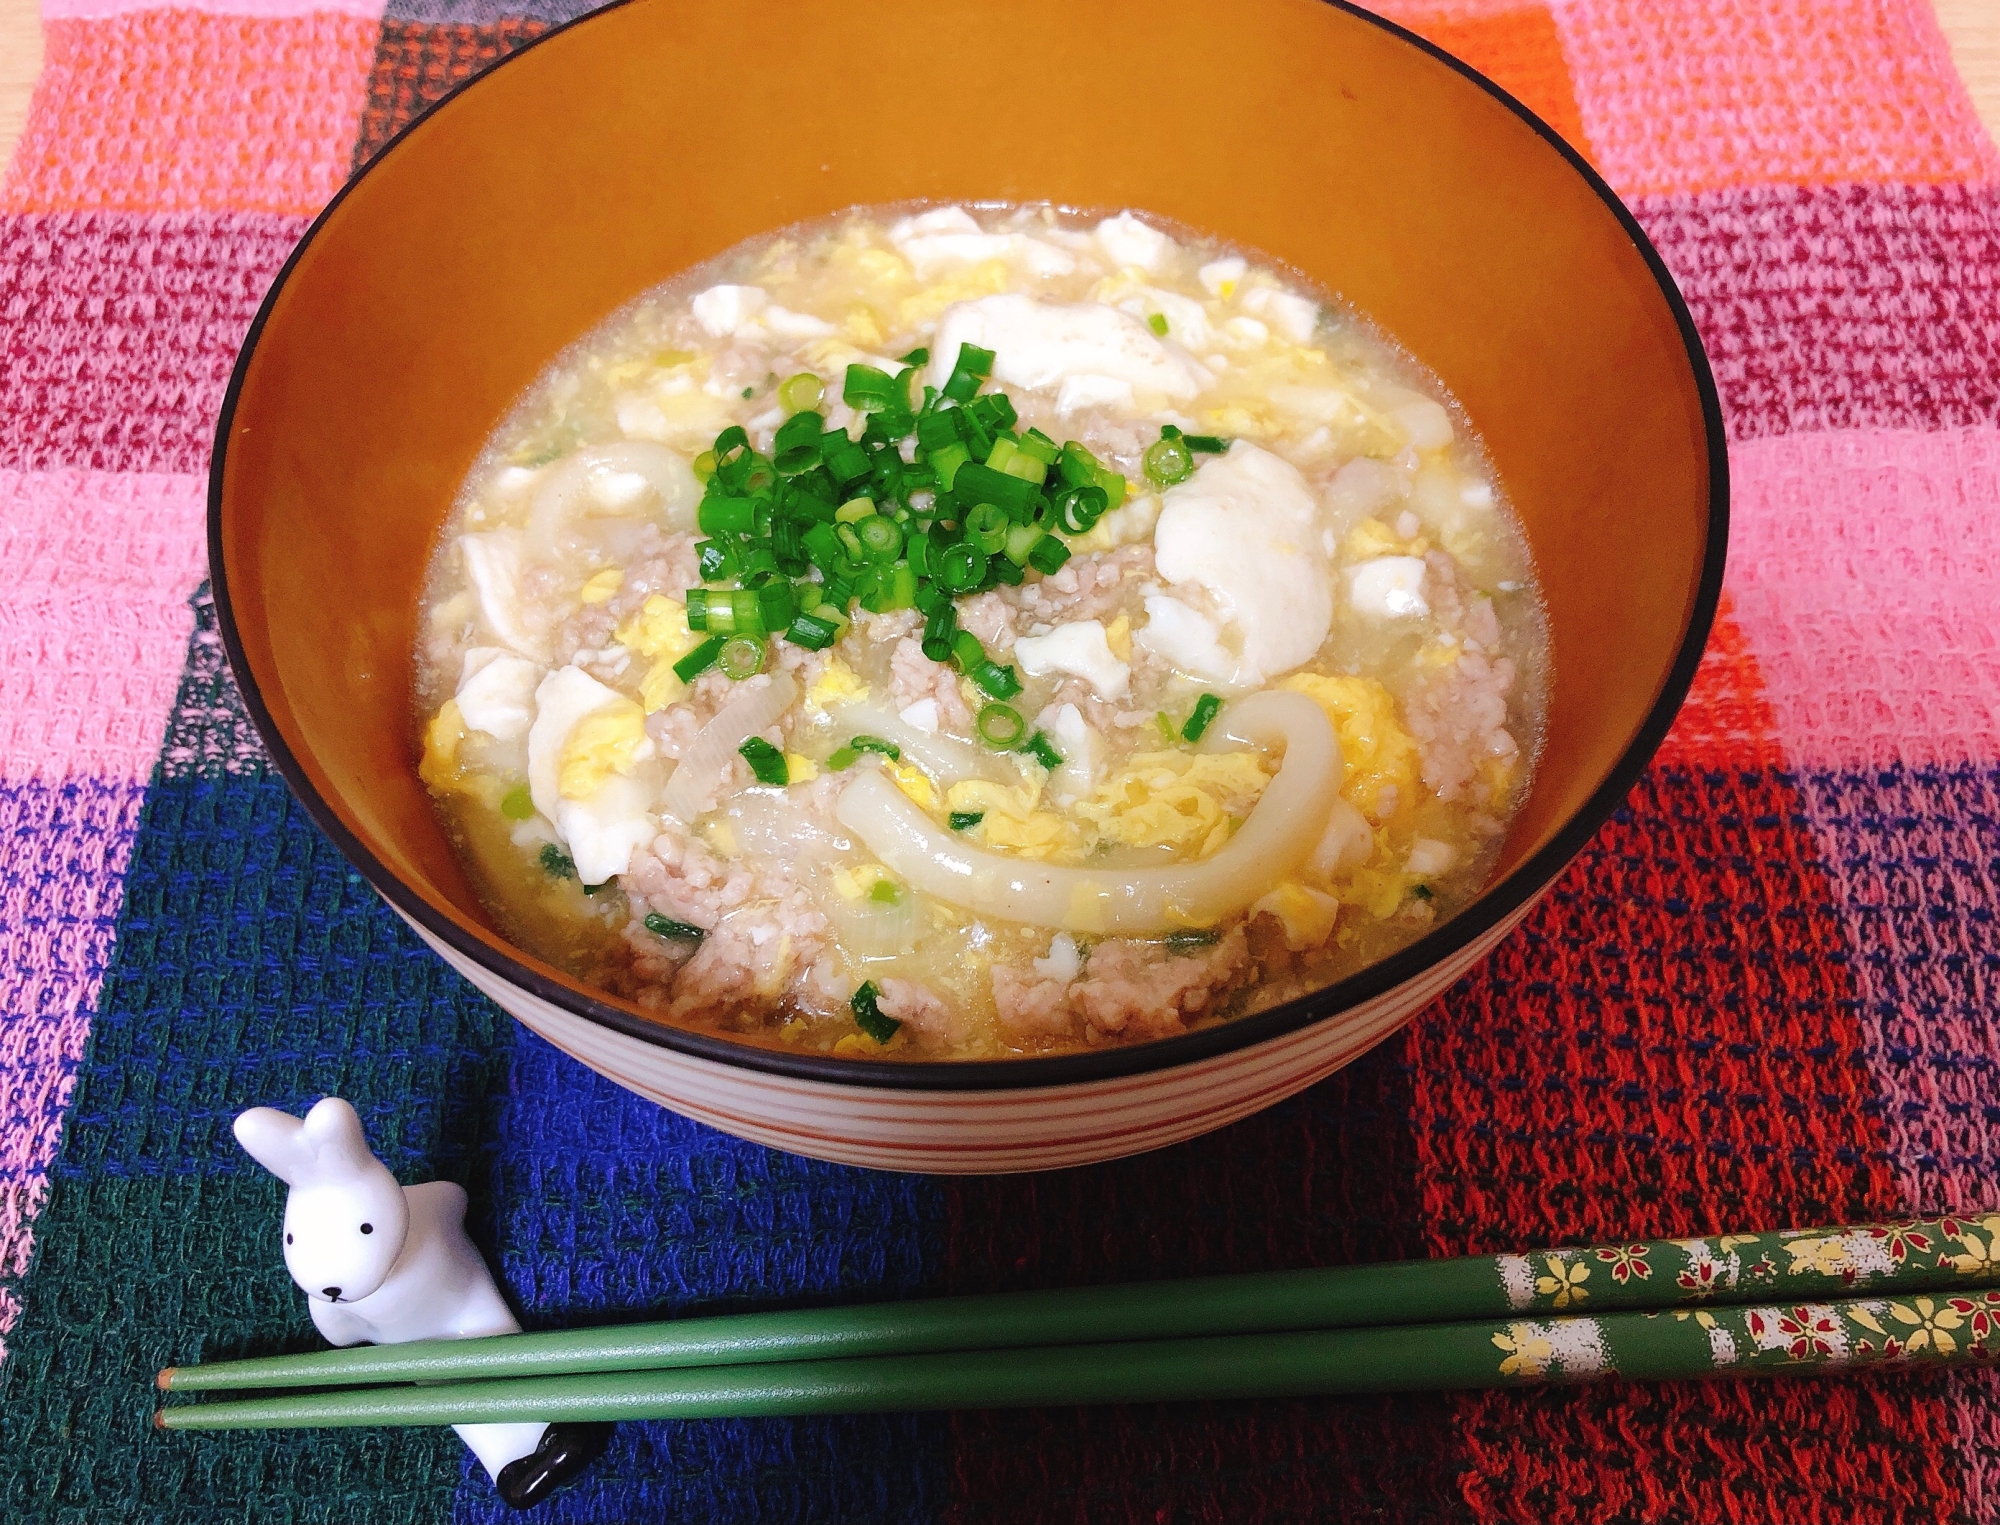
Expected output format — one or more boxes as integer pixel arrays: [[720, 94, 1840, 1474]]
[[2, 2, 1996, 1520]]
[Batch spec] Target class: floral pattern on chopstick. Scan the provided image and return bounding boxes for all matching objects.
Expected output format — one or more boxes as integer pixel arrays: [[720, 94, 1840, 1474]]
[[1496, 1214, 2000, 1316], [1489, 1288, 2000, 1386]]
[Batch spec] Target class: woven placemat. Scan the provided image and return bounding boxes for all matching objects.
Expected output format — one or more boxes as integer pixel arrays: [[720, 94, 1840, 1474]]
[[1, 1, 1997, 1520]]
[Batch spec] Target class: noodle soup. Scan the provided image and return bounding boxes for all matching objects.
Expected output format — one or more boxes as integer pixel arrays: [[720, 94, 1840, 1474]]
[[415, 204, 1547, 1059]]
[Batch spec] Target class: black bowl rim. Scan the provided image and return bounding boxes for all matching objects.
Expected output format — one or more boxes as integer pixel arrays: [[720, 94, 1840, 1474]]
[[209, 0, 1729, 1094]]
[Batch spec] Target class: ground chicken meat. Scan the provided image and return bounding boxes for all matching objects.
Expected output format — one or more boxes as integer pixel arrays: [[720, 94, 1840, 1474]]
[[1071, 927, 1253, 1040], [888, 638, 975, 732], [991, 964, 1078, 1040], [874, 978, 969, 1046], [1404, 650, 1517, 802], [1002, 544, 1154, 629], [992, 926, 1253, 1046]]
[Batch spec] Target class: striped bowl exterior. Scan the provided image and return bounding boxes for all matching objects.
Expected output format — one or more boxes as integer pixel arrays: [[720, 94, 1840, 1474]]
[[404, 900, 1536, 1174]]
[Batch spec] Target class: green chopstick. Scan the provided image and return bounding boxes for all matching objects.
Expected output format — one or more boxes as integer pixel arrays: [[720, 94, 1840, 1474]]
[[155, 1287, 2000, 1431], [161, 1215, 2000, 1394]]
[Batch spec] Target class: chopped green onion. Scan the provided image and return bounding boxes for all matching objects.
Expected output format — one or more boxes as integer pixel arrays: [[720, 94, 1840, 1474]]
[[1164, 929, 1221, 953], [868, 877, 904, 905], [926, 440, 971, 490], [922, 602, 958, 663], [965, 502, 1010, 553], [835, 495, 876, 524], [1411, 884, 1434, 902], [737, 736, 789, 787], [691, 449, 717, 482], [1054, 484, 1107, 534], [856, 515, 904, 561], [827, 744, 859, 770], [1184, 434, 1228, 453], [971, 659, 1021, 700], [499, 784, 535, 820], [698, 496, 757, 537], [898, 346, 930, 366], [1002, 520, 1044, 566], [936, 543, 988, 592], [952, 462, 1039, 516], [644, 912, 705, 943], [1024, 731, 1064, 770], [538, 843, 576, 880], [824, 439, 872, 485], [673, 634, 727, 682], [941, 342, 995, 403], [1143, 434, 1195, 487], [1025, 534, 1069, 576], [718, 635, 766, 680], [778, 373, 824, 412], [695, 540, 739, 583], [773, 410, 826, 474], [843, 364, 902, 409], [948, 810, 985, 831], [846, 735, 901, 761], [1157, 711, 1178, 743], [1147, 312, 1169, 336], [1018, 428, 1060, 466], [785, 610, 842, 650], [851, 980, 901, 1043], [976, 702, 1027, 748], [1181, 692, 1222, 743]]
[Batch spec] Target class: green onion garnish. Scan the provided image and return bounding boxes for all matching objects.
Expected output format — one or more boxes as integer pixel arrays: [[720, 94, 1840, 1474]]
[[538, 843, 577, 880], [847, 735, 901, 761], [948, 810, 985, 831], [1163, 929, 1221, 953], [898, 346, 930, 366], [674, 343, 1137, 676], [1156, 711, 1178, 743], [499, 784, 535, 820], [737, 736, 789, 787], [1181, 693, 1222, 743], [778, 373, 824, 412], [851, 979, 901, 1043], [644, 912, 706, 943], [1147, 312, 1169, 336], [1143, 432, 1195, 487], [674, 634, 727, 682], [868, 877, 903, 905], [1184, 434, 1228, 454], [718, 635, 766, 680], [1024, 731, 1064, 770], [970, 660, 1022, 700], [976, 702, 1026, 748], [1411, 884, 1435, 902]]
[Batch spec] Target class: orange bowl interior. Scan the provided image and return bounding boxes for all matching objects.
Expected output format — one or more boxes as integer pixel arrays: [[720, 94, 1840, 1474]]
[[214, 0, 1719, 1052]]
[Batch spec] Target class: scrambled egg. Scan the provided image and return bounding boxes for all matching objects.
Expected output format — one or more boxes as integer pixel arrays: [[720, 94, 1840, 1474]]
[[557, 699, 650, 800], [786, 752, 820, 784], [614, 595, 697, 713], [945, 778, 1086, 863], [1252, 881, 1342, 951], [418, 700, 502, 808], [1344, 517, 1429, 560], [579, 569, 624, 605], [1075, 750, 1270, 858], [888, 759, 940, 812], [1280, 674, 1419, 820], [806, 657, 871, 710]]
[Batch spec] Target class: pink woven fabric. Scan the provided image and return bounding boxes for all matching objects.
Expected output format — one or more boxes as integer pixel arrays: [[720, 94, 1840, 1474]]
[[0, 471, 208, 783], [1726, 427, 2000, 768]]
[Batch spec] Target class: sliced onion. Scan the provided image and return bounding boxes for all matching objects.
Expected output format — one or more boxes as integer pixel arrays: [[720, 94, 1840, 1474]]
[[834, 690, 1340, 935], [818, 700, 1006, 784], [721, 790, 852, 858], [824, 879, 921, 959], [659, 672, 798, 823], [528, 442, 701, 552]]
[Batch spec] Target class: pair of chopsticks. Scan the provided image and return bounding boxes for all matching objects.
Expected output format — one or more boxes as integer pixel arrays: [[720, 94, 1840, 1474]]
[[157, 1213, 2000, 1431]]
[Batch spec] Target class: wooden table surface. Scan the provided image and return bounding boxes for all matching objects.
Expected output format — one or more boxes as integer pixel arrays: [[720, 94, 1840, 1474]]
[[0, 2, 1994, 204]]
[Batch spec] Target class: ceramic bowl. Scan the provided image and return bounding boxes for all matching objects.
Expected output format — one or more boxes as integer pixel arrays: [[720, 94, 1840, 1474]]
[[211, 0, 1725, 1172]]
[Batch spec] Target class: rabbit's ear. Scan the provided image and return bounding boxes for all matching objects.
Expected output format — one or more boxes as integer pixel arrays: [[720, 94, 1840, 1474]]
[[232, 1107, 310, 1186], [298, 1098, 380, 1180]]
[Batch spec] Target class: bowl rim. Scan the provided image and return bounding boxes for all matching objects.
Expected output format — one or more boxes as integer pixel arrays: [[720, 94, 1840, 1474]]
[[209, 0, 1729, 1095]]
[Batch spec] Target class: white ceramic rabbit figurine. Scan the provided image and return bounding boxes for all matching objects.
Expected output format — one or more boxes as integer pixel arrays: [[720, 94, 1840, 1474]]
[[233, 1098, 608, 1509]]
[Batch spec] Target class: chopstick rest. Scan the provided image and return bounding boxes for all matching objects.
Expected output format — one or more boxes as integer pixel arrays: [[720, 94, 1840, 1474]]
[[227, 1098, 609, 1510]]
